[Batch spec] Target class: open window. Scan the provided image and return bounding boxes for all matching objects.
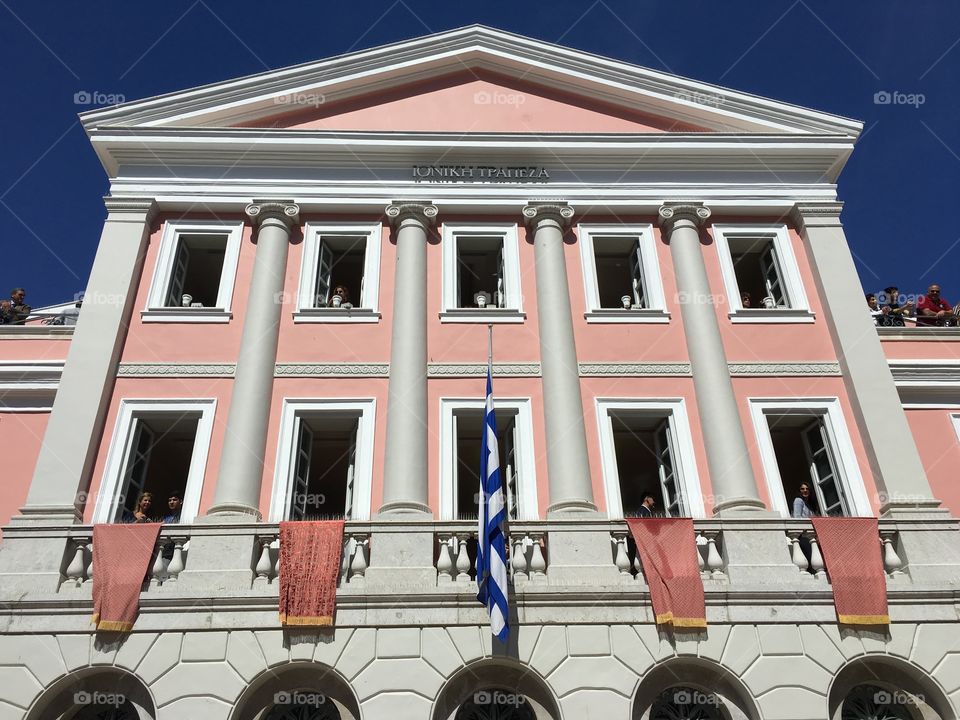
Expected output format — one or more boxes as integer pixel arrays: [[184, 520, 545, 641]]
[[441, 224, 523, 322], [144, 221, 243, 323], [713, 224, 813, 322], [749, 398, 871, 517], [440, 398, 537, 520], [578, 224, 668, 322], [596, 399, 704, 518], [270, 400, 375, 521], [93, 399, 216, 524], [296, 223, 382, 322]]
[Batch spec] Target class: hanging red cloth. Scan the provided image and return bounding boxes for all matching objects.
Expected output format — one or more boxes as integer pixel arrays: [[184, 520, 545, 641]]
[[91, 523, 161, 632], [278, 520, 345, 626]]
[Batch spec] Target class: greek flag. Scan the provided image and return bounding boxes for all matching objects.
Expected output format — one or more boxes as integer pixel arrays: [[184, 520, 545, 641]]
[[476, 364, 509, 641]]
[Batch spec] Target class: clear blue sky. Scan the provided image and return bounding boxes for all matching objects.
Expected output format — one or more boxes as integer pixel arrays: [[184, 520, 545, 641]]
[[2, 1, 958, 308]]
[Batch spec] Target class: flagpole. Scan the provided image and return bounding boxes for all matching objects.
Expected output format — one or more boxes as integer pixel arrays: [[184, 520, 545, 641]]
[[487, 323, 493, 370]]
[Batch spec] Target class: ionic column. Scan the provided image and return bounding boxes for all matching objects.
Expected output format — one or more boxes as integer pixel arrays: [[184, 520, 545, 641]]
[[379, 201, 437, 516], [793, 203, 940, 516], [208, 200, 299, 519], [522, 202, 596, 515], [19, 198, 157, 524], [658, 203, 765, 515]]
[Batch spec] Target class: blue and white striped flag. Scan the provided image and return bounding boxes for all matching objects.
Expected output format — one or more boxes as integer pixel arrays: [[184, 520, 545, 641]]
[[476, 363, 509, 642]]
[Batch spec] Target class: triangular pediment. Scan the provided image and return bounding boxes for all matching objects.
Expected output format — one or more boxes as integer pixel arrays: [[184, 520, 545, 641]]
[[80, 25, 861, 137]]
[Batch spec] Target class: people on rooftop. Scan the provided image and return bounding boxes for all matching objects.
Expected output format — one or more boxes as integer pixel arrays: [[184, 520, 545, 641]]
[[0, 288, 31, 325], [916, 284, 958, 327]]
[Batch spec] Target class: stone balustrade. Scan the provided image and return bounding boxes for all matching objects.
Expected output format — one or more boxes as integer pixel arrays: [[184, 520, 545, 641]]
[[783, 521, 904, 579], [60, 527, 190, 591], [433, 522, 548, 587], [252, 528, 370, 588], [610, 525, 726, 583]]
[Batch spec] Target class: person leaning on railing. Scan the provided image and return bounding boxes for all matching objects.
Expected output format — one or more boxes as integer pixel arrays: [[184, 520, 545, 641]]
[[916, 284, 958, 327], [875, 286, 912, 326]]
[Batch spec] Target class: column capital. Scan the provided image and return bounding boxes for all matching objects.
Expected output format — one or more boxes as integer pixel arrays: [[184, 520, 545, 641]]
[[522, 202, 575, 229], [657, 203, 711, 231], [385, 201, 438, 227], [102, 197, 158, 223], [245, 199, 300, 228], [791, 202, 844, 231]]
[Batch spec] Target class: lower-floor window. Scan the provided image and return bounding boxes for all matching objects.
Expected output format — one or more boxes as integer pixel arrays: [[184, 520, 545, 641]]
[[93, 399, 216, 524], [597, 399, 705, 518], [270, 400, 376, 522]]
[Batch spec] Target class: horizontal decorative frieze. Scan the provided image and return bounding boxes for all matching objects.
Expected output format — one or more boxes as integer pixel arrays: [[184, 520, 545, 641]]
[[274, 363, 389, 377], [727, 362, 841, 376], [428, 363, 541, 377], [117, 363, 236, 377], [579, 363, 691, 376]]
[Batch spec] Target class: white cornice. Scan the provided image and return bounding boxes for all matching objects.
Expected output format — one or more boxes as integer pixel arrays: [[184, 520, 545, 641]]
[[79, 26, 861, 138], [889, 360, 960, 386]]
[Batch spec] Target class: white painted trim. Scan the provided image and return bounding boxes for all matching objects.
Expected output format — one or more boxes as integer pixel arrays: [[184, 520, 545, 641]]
[[747, 397, 871, 518], [144, 220, 243, 320], [439, 397, 538, 521], [292, 310, 381, 324], [268, 398, 376, 522], [298, 222, 382, 316], [952, 414, 960, 444], [577, 223, 667, 318], [712, 224, 811, 320], [93, 398, 217, 524], [594, 398, 705, 519], [441, 223, 523, 317]]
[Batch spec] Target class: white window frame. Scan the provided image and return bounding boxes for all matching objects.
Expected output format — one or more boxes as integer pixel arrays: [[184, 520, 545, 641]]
[[142, 220, 243, 323], [952, 413, 960, 444], [440, 223, 525, 323], [712, 224, 814, 323], [269, 398, 376, 522], [93, 398, 217, 524], [439, 397, 538, 520], [595, 398, 705, 518], [578, 224, 669, 323], [294, 222, 382, 323], [748, 397, 871, 518]]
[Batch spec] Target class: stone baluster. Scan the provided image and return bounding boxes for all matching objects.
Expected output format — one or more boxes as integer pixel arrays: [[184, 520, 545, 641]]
[[529, 534, 547, 582], [880, 530, 904, 576], [437, 535, 454, 584], [150, 547, 167, 588], [64, 540, 88, 589], [86, 542, 94, 582], [511, 535, 528, 583], [704, 530, 725, 578], [254, 537, 275, 587], [166, 540, 186, 582], [787, 530, 809, 573], [455, 534, 472, 583], [348, 536, 368, 584], [613, 533, 632, 579], [695, 532, 707, 578], [808, 533, 826, 579]]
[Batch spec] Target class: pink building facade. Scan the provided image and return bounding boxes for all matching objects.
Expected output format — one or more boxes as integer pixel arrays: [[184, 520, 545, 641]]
[[1, 25, 959, 720]]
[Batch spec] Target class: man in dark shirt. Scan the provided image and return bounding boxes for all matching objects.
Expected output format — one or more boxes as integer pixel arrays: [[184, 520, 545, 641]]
[[162, 494, 182, 523], [636, 492, 656, 518], [7, 288, 31, 325]]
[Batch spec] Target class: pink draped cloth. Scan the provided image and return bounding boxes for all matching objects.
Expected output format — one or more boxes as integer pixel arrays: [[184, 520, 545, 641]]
[[91, 523, 161, 632], [278, 520, 345, 626]]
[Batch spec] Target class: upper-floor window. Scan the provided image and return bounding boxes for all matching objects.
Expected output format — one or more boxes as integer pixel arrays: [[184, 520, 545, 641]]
[[268, 399, 375, 521], [143, 221, 243, 323], [713, 224, 814, 323], [441, 224, 524, 323], [748, 398, 871, 517], [596, 399, 705, 518], [295, 223, 382, 323], [578, 224, 669, 323], [439, 397, 538, 520], [93, 399, 216, 524]]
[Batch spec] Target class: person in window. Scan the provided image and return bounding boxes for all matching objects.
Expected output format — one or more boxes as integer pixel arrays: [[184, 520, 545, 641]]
[[7, 288, 31, 325], [162, 494, 182, 524], [879, 286, 911, 326], [122, 492, 155, 523], [636, 491, 656, 518], [792, 483, 818, 519], [740, 292, 752, 308], [916, 284, 957, 326], [330, 285, 353, 309]]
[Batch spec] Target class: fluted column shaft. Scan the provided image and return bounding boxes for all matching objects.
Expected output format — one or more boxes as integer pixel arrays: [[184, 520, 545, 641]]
[[208, 200, 299, 519], [659, 204, 765, 515], [379, 202, 437, 516], [523, 202, 596, 514]]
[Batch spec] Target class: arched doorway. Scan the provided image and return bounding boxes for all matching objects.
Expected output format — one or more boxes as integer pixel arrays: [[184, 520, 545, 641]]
[[230, 663, 360, 720], [25, 668, 155, 720], [631, 659, 757, 720], [454, 688, 538, 720], [432, 661, 561, 720], [829, 657, 953, 720]]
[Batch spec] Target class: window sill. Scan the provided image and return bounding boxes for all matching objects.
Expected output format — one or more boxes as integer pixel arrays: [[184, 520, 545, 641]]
[[141, 309, 232, 324], [584, 309, 670, 324], [293, 309, 381, 324], [728, 309, 815, 324], [439, 309, 526, 324]]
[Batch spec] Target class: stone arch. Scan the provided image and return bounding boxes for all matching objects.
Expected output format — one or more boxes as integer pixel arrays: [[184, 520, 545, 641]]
[[24, 667, 156, 720], [230, 661, 362, 720], [631, 658, 759, 720], [828, 655, 955, 720], [431, 659, 562, 720]]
